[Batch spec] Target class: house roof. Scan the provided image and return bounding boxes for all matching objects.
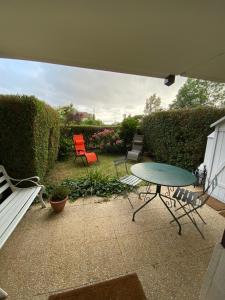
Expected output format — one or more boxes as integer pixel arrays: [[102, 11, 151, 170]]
[[0, 1, 225, 82], [211, 116, 225, 128]]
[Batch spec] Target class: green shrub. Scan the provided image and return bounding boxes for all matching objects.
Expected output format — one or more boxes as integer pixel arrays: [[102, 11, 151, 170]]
[[119, 116, 139, 146], [90, 128, 123, 154], [142, 107, 225, 170], [61, 169, 132, 200], [0, 95, 60, 179], [58, 135, 73, 160]]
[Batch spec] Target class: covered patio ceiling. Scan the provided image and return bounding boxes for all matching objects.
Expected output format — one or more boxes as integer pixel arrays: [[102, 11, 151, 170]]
[[0, 1, 225, 83]]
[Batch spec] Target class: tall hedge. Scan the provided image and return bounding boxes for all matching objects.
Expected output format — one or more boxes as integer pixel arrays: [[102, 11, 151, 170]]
[[142, 107, 225, 170], [0, 95, 60, 179]]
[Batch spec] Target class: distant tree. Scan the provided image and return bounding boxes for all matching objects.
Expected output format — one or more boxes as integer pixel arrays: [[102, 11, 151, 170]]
[[170, 78, 225, 109], [133, 114, 144, 123], [81, 118, 103, 125], [144, 94, 162, 114], [57, 104, 77, 123]]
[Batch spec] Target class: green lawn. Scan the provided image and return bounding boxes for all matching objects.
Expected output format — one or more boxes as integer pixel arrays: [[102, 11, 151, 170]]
[[45, 154, 152, 185]]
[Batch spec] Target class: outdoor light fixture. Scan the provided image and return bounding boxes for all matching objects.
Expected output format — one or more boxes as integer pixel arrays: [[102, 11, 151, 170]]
[[164, 74, 175, 86]]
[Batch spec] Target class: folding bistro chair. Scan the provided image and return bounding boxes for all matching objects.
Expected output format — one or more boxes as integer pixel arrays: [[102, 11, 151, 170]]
[[114, 158, 142, 208], [73, 134, 98, 166], [171, 175, 218, 238]]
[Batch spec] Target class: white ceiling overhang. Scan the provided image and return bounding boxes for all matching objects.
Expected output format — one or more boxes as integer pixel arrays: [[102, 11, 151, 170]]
[[0, 1, 225, 82]]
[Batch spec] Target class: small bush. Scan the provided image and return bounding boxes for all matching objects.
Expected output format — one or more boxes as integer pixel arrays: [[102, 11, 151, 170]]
[[90, 129, 123, 154], [119, 117, 139, 146], [61, 169, 132, 200], [58, 135, 73, 160], [142, 107, 225, 170]]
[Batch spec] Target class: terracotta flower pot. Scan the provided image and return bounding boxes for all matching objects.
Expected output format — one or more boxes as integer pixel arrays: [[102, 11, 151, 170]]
[[50, 196, 68, 213]]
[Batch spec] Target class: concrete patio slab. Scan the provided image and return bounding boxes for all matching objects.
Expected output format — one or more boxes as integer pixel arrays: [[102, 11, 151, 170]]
[[0, 189, 224, 299]]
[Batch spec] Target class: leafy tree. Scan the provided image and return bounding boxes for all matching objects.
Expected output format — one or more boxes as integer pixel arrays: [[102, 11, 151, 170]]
[[170, 78, 225, 109], [119, 116, 139, 146], [57, 104, 77, 123], [144, 94, 162, 114]]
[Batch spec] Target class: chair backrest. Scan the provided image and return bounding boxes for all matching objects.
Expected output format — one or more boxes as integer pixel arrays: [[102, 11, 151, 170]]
[[133, 134, 144, 143], [113, 158, 129, 178], [131, 134, 144, 152], [73, 134, 86, 155]]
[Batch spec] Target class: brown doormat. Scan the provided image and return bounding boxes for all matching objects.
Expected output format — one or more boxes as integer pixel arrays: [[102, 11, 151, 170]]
[[206, 196, 225, 211], [48, 273, 147, 300]]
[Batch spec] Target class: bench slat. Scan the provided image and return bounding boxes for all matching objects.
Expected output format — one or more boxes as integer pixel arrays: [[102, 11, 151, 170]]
[[0, 175, 6, 184], [0, 182, 10, 194], [0, 188, 40, 249], [0, 187, 41, 234], [0, 190, 20, 214]]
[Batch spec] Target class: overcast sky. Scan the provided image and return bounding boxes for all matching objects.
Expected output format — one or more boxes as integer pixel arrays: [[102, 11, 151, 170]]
[[0, 58, 186, 124]]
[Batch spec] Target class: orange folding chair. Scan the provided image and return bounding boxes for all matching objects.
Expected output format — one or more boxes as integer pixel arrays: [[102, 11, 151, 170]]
[[73, 134, 98, 166]]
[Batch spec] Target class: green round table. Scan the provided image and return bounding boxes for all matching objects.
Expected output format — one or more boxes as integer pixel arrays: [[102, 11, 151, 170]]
[[131, 162, 196, 235]]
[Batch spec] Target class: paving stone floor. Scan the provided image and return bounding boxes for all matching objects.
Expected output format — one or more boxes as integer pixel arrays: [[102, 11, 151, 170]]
[[0, 186, 224, 299]]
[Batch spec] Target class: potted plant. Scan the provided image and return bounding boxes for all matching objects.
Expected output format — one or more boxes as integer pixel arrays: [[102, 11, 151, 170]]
[[50, 185, 69, 213]]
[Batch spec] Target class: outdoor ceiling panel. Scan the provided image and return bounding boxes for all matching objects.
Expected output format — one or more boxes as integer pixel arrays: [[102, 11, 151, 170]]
[[0, 1, 225, 82]]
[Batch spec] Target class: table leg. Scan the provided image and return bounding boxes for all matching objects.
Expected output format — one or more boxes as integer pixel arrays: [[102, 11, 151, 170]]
[[159, 193, 182, 235], [132, 192, 157, 221]]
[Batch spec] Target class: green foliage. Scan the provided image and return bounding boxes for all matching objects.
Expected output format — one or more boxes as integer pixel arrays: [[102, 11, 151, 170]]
[[144, 94, 162, 114], [58, 135, 73, 160], [61, 169, 132, 200], [119, 116, 139, 146], [142, 107, 225, 170], [170, 78, 225, 109], [59, 125, 119, 159], [0, 95, 60, 179], [90, 129, 123, 154], [57, 104, 76, 123], [81, 118, 103, 126], [51, 185, 69, 201]]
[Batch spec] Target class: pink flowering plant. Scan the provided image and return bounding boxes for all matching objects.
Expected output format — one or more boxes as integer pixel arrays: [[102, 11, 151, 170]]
[[90, 129, 123, 153]]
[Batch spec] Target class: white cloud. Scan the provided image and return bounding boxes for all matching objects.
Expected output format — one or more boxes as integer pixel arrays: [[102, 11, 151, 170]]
[[0, 58, 186, 123]]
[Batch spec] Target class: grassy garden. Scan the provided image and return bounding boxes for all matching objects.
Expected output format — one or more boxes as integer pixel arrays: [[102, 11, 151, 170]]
[[44, 154, 151, 200]]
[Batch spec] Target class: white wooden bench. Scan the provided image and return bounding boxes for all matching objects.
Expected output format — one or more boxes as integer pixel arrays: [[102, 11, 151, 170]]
[[0, 165, 46, 299]]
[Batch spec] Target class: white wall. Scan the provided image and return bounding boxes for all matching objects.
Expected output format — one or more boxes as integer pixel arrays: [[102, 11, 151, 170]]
[[204, 122, 225, 203]]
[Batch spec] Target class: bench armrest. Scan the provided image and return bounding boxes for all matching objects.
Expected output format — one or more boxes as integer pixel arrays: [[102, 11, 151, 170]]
[[13, 179, 43, 187], [9, 175, 40, 182]]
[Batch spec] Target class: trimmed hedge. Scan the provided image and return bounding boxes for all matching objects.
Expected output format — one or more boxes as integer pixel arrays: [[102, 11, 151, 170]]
[[0, 95, 60, 179], [142, 107, 225, 170]]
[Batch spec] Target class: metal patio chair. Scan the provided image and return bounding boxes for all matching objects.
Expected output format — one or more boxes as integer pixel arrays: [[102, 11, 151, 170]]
[[126, 134, 144, 161], [171, 175, 218, 238], [114, 158, 142, 208]]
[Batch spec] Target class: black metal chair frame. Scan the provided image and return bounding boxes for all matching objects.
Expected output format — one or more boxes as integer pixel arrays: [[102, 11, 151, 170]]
[[171, 175, 218, 239]]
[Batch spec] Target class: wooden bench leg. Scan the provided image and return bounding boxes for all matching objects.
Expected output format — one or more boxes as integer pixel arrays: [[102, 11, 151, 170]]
[[0, 288, 8, 299], [39, 189, 46, 208]]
